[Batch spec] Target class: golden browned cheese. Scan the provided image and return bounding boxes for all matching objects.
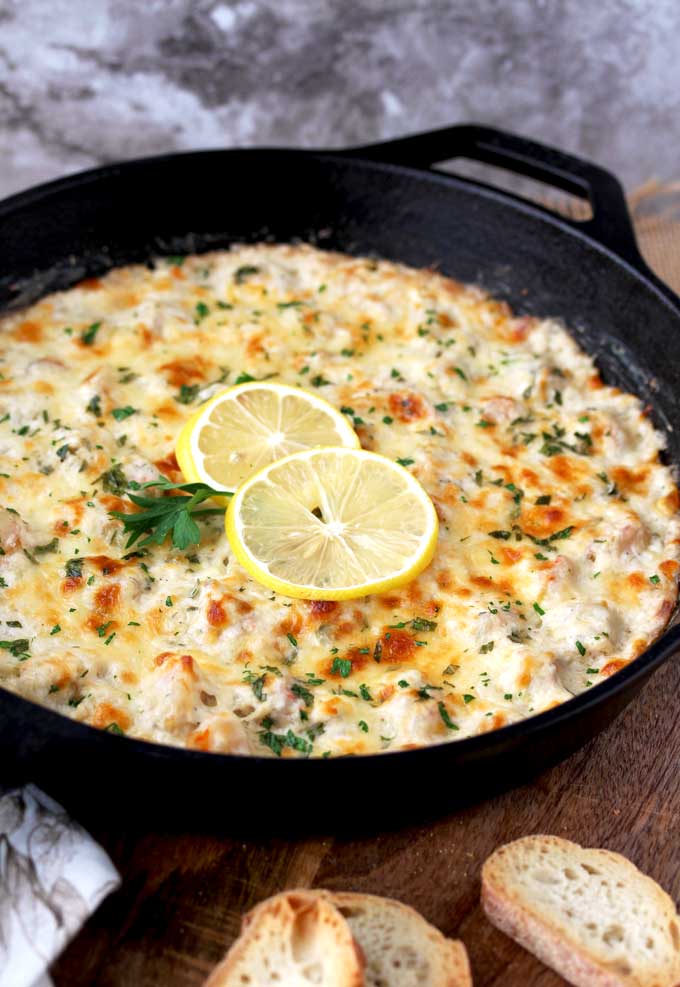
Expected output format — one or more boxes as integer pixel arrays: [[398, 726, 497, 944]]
[[0, 245, 678, 757]]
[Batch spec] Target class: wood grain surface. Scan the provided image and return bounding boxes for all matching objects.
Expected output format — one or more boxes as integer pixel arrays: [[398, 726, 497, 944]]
[[51, 210, 680, 987], [49, 654, 680, 987]]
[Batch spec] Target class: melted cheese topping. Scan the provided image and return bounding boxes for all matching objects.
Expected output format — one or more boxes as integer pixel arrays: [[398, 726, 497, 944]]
[[0, 245, 678, 758]]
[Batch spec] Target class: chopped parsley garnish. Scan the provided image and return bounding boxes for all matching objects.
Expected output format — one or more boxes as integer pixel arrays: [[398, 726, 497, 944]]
[[80, 322, 102, 345], [65, 558, 84, 579], [575, 640, 587, 656], [331, 657, 352, 678], [479, 641, 494, 654], [233, 265, 260, 284], [488, 530, 511, 540], [649, 574, 661, 584], [105, 723, 125, 735], [194, 301, 210, 323], [410, 617, 438, 632], [533, 602, 545, 616], [234, 372, 256, 385], [86, 395, 102, 416], [358, 720, 368, 732], [397, 679, 409, 688], [97, 464, 128, 495], [244, 670, 267, 702], [462, 694, 475, 704], [34, 538, 59, 555], [310, 374, 331, 388], [396, 457, 415, 467], [438, 701, 459, 730], [535, 494, 551, 505], [0, 639, 30, 658], [382, 415, 393, 424], [176, 383, 201, 404], [287, 632, 298, 648], [56, 445, 71, 461], [291, 682, 314, 707], [50, 624, 61, 635], [111, 406, 137, 421], [259, 726, 312, 757], [109, 478, 228, 550], [454, 367, 467, 380]]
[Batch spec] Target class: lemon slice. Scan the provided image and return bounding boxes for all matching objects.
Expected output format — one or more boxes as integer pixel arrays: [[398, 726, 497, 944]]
[[175, 381, 360, 493], [225, 447, 439, 600]]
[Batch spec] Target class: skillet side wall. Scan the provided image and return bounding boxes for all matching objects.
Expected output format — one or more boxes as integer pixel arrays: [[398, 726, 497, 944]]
[[0, 149, 679, 825], [0, 664, 651, 831]]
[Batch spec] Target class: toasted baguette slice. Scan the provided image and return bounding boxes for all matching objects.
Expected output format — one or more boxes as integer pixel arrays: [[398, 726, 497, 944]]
[[204, 889, 364, 987], [482, 835, 680, 987], [326, 891, 471, 987]]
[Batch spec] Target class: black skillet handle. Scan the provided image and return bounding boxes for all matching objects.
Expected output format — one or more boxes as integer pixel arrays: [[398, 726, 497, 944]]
[[347, 124, 647, 272]]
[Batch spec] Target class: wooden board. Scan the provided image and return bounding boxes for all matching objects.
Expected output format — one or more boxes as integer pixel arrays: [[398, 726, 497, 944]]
[[50, 654, 680, 986]]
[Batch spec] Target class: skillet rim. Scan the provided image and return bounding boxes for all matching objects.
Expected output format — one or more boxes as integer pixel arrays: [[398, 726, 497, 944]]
[[1, 144, 680, 771]]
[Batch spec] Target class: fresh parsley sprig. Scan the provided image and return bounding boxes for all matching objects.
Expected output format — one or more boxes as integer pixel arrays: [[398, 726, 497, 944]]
[[109, 479, 229, 550]]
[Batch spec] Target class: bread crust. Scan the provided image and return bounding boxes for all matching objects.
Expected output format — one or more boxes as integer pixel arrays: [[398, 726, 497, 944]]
[[482, 835, 680, 987], [204, 889, 364, 987], [325, 890, 472, 987]]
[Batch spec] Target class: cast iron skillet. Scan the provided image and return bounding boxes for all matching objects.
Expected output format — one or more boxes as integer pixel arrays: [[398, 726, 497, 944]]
[[1, 125, 679, 828]]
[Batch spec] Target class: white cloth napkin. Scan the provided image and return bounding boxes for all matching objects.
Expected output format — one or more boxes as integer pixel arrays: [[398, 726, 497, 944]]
[[0, 785, 120, 987]]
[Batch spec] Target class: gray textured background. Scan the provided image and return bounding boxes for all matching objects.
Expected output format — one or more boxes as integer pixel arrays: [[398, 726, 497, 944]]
[[0, 0, 679, 200]]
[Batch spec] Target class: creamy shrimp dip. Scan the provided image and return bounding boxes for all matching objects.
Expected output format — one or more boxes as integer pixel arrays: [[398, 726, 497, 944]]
[[0, 245, 678, 757]]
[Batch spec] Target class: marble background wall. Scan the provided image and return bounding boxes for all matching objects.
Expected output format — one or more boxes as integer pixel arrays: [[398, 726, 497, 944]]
[[0, 0, 679, 199]]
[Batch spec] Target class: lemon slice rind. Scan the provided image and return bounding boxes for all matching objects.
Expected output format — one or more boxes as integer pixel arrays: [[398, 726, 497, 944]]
[[175, 381, 360, 493], [225, 447, 439, 600]]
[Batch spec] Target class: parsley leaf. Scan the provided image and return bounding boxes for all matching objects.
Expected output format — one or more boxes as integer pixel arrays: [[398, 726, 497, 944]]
[[331, 657, 352, 678], [111, 406, 137, 421], [97, 464, 129, 494], [234, 265, 260, 284], [0, 639, 30, 658], [65, 558, 84, 579], [438, 701, 459, 730], [109, 478, 228, 550], [176, 383, 201, 404], [81, 322, 101, 345], [291, 682, 314, 707]]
